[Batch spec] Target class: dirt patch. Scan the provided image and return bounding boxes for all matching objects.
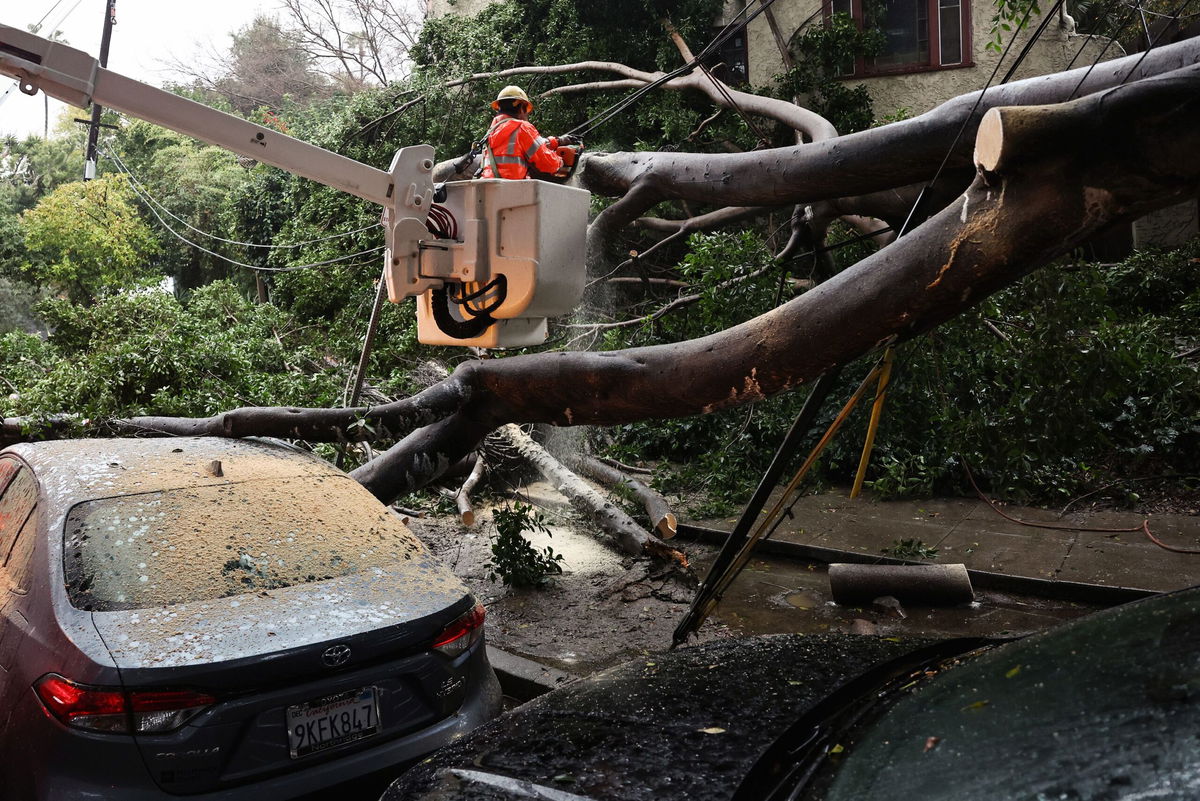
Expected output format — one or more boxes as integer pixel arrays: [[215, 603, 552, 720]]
[[404, 482, 733, 676]]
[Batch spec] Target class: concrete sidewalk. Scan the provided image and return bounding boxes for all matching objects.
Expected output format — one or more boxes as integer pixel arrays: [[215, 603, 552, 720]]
[[689, 489, 1200, 594]]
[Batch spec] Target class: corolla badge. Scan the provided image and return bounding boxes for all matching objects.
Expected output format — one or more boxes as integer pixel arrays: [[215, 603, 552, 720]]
[[321, 644, 352, 667]]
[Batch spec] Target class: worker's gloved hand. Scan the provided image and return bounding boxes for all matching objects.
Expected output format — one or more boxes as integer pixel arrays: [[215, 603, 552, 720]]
[[558, 134, 582, 146]]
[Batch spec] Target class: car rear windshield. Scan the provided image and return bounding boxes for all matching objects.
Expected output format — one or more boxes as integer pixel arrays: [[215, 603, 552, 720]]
[[64, 475, 427, 611]]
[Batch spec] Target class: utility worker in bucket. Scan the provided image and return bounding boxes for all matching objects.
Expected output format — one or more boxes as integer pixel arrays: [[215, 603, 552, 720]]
[[479, 86, 581, 180]]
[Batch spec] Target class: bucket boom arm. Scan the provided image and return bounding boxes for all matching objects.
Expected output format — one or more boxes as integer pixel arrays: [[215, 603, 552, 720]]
[[0, 23, 587, 349]]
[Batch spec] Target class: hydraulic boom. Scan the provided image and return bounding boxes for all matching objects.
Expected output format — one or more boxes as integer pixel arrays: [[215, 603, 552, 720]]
[[0, 23, 588, 348]]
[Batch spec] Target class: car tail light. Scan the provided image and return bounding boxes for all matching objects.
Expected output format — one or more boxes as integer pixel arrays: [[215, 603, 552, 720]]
[[35, 674, 215, 734], [432, 602, 486, 657]]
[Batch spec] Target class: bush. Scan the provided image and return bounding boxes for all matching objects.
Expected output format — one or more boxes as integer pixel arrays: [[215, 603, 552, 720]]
[[606, 237, 1200, 509], [486, 503, 564, 589]]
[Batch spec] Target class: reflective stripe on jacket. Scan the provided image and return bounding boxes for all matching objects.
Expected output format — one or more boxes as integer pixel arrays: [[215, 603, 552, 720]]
[[480, 114, 562, 179]]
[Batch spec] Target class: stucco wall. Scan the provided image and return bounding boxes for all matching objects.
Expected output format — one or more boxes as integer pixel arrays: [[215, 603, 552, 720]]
[[736, 0, 1123, 119], [426, 0, 502, 20]]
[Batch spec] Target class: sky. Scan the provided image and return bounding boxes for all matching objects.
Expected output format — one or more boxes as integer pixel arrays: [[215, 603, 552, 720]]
[[1, 0, 280, 139]]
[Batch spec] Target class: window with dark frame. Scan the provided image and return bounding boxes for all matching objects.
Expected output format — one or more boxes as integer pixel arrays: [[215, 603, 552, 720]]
[[827, 0, 970, 75], [703, 26, 750, 84]]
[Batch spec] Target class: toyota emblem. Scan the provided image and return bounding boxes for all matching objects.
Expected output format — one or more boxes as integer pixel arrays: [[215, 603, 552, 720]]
[[321, 644, 352, 668]]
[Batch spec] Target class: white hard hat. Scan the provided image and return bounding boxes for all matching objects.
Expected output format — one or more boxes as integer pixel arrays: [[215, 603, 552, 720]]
[[491, 85, 533, 111]]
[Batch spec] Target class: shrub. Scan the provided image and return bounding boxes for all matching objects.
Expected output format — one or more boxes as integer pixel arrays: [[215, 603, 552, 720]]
[[486, 503, 564, 589]]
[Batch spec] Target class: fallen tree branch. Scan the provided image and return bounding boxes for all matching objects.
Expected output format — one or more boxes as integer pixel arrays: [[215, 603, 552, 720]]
[[106, 378, 473, 443], [439, 57, 836, 141], [344, 67, 1200, 501], [453, 451, 487, 527], [635, 206, 768, 233], [597, 456, 655, 475], [494, 425, 685, 562], [604, 277, 690, 288], [577, 37, 1200, 239], [574, 454, 677, 539]]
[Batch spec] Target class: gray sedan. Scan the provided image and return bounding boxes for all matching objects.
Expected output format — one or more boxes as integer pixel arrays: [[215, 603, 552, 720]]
[[0, 437, 501, 800]]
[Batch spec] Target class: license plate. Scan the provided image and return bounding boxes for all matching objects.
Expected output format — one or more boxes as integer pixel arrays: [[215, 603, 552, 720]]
[[286, 686, 381, 758]]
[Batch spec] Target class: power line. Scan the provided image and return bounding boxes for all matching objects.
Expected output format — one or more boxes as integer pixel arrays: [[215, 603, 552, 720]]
[[1068, 0, 1199, 99], [1065, 0, 1146, 91], [103, 146, 382, 250], [33, 0, 69, 30], [106, 151, 385, 274], [999, 0, 1068, 85], [1117, 0, 1200, 84], [565, 0, 789, 138], [0, 0, 85, 110], [1063, 0, 1133, 72]]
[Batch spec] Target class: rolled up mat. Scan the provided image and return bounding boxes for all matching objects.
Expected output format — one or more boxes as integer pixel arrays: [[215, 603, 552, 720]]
[[828, 563, 974, 606]]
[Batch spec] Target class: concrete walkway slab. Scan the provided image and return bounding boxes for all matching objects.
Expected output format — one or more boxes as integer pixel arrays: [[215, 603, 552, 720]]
[[934, 527, 1073, 579], [688, 489, 1200, 594]]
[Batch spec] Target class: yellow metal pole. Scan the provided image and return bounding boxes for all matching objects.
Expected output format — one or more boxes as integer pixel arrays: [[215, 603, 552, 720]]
[[698, 361, 885, 618], [850, 346, 895, 499]]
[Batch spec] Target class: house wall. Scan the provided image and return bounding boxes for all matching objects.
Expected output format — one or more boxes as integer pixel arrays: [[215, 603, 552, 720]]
[[732, 0, 1123, 118], [426, 0, 500, 20]]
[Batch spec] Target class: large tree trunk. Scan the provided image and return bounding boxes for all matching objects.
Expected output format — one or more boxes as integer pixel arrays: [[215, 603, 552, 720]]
[[577, 37, 1200, 239], [74, 64, 1199, 507]]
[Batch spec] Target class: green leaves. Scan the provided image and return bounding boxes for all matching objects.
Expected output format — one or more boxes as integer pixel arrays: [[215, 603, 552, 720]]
[[609, 237, 1200, 511], [20, 175, 160, 303], [987, 0, 1041, 52], [0, 281, 344, 422], [486, 503, 564, 589], [777, 11, 884, 134]]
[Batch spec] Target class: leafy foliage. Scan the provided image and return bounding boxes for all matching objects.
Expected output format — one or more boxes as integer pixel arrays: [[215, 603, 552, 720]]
[[608, 235, 1200, 509], [19, 175, 160, 302], [988, 0, 1043, 52], [779, 12, 885, 134], [114, 120, 265, 293], [0, 282, 343, 421], [412, 0, 741, 156], [1, 134, 84, 212], [486, 503, 564, 588]]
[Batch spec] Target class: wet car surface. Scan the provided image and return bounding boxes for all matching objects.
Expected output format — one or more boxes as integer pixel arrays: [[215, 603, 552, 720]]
[[0, 437, 501, 800], [383, 633, 943, 800], [385, 587, 1200, 801]]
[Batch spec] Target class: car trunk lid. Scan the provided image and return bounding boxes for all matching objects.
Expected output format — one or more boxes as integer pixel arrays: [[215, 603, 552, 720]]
[[67, 472, 476, 793], [90, 568, 475, 793]]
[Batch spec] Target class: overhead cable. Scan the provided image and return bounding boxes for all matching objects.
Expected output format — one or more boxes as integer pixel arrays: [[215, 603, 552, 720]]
[[1063, 0, 1135, 72], [103, 146, 381, 249], [1, 0, 85, 108], [1116, 0, 1200, 84], [565, 0, 790, 138], [108, 152, 384, 273]]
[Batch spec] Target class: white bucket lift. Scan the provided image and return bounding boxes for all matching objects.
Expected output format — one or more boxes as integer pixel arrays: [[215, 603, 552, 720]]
[[381, 157, 589, 348], [0, 23, 589, 349]]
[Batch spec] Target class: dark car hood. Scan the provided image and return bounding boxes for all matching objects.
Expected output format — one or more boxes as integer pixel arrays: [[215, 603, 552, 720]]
[[383, 633, 941, 801], [820, 587, 1200, 801]]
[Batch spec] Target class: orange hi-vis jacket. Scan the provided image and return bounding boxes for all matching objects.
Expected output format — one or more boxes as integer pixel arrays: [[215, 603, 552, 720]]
[[479, 114, 563, 179]]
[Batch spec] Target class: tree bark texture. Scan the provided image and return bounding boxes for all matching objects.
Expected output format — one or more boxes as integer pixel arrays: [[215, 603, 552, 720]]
[[452, 452, 486, 527], [578, 38, 1200, 216], [574, 454, 678, 539], [485, 425, 683, 562]]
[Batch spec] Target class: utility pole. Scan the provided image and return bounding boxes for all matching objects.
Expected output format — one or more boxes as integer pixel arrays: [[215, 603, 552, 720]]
[[83, 0, 117, 181]]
